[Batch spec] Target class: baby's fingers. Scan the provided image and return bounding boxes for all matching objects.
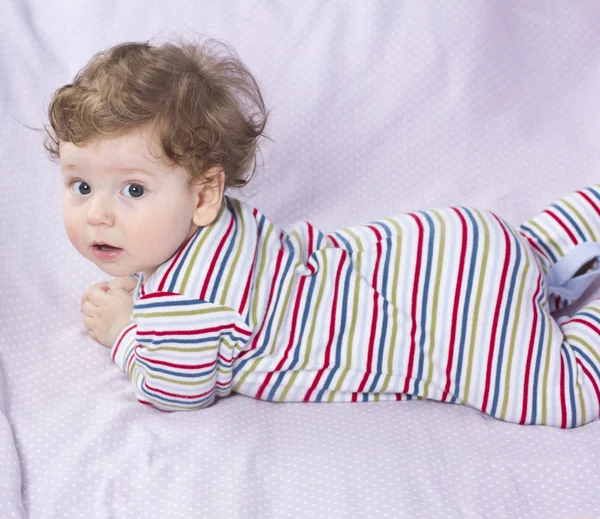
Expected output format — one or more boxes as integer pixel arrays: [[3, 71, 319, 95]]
[[81, 281, 109, 308], [81, 300, 98, 317]]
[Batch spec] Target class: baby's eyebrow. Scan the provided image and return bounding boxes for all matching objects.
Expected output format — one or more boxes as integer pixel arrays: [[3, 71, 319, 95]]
[[118, 167, 154, 176]]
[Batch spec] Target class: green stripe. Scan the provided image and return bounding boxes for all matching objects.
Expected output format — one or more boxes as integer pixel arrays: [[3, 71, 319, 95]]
[[530, 220, 564, 260], [132, 372, 216, 410], [540, 318, 553, 425], [141, 335, 241, 354], [140, 371, 217, 387], [250, 224, 276, 329], [133, 306, 227, 319], [462, 209, 490, 402], [422, 210, 445, 399], [234, 238, 306, 394], [498, 260, 530, 420], [142, 344, 217, 354], [563, 199, 597, 241], [328, 250, 361, 398], [379, 219, 403, 394], [180, 204, 227, 293], [278, 251, 330, 400], [218, 198, 246, 306]]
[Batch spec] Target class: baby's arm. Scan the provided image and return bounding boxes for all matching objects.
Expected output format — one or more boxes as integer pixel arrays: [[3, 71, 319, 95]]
[[110, 292, 252, 411]]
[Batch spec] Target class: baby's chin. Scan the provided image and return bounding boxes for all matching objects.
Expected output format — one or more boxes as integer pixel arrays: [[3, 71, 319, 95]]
[[85, 254, 139, 278], [94, 263, 139, 278]]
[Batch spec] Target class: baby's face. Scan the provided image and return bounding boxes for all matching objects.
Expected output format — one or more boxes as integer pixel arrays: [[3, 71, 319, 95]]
[[60, 127, 200, 281]]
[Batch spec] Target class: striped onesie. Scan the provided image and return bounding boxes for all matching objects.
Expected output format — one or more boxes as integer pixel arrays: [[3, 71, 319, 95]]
[[112, 186, 600, 427]]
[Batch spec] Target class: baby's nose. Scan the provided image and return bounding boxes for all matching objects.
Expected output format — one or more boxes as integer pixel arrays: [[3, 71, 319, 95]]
[[86, 195, 115, 226]]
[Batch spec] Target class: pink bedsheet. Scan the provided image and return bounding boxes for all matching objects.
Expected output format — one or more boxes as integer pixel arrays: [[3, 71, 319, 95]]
[[2, 1, 600, 517]]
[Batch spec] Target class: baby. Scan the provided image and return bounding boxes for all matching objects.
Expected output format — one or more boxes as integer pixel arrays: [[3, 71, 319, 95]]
[[47, 39, 600, 427]]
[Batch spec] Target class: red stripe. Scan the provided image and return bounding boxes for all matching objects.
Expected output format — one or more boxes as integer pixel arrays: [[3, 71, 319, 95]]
[[402, 214, 425, 395], [136, 323, 252, 338], [518, 276, 542, 424], [139, 291, 180, 300], [137, 351, 216, 370], [127, 347, 138, 373], [255, 226, 316, 399], [255, 276, 309, 399], [560, 354, 567, 429], [441, 209, 469, 402], [303, 251, 347, 401], [239, 208, 261, 314], [356, 225, 384, 395], [111, 324, 137, 362], [328, 234, 339, 248], [143, 380, 214, 400], [238, 215, 260, 315], [577, 360, 600, 409], [543, 209, 577, 245], [200, 213, 235, 300], [577, 190, 600, 216], [157, 233, 197, 291], [568, 317, 600, 335], [481, 214, 512, 413], [521, 234, 548, 262]]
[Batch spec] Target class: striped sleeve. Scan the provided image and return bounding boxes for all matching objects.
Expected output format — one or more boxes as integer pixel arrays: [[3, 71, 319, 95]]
[[110, 292, 253, 411]]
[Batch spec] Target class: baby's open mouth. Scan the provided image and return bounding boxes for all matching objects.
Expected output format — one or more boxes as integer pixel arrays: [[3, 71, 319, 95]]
[[94, 244, 121, 251], [91, 243, 123, 261]]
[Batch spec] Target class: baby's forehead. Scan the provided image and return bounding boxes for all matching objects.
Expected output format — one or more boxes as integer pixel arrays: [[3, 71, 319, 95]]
[[59, 130, 168, 170]]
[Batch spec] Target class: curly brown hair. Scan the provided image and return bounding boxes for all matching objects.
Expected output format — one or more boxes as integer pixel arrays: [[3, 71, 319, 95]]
[[45, 38, 268, 188]]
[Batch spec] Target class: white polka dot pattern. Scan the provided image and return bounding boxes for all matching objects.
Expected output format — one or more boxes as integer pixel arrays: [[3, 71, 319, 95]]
[[1, 1, 600, 518]]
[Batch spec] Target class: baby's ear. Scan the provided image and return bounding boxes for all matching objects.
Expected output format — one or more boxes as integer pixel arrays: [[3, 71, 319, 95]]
[[192, 167, 225, 227]]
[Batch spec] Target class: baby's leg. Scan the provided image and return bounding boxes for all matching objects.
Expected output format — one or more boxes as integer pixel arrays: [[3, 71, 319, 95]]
[[543, 299, 600, 427], [519, 185, 600, 311]]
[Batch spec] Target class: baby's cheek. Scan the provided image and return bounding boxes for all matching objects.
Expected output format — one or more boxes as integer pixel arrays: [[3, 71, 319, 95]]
[[63, 218, 82, 250]]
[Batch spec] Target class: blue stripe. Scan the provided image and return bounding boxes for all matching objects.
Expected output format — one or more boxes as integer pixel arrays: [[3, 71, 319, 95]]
[[366, 221, 393, 395], [210, 199, 239, 301], [140, 331, 246, 346], [561, 344, 578, 428], [135, 357, 216, 378], [586, 186, 600, 205], [137, 299, 209, 310], [551, 203, 586, 241], [451, 208, 480, 404], [527, 287, 547, 424], [576, 311, 600, 327], [141, 383, 214, 407], [167, 225, 204, 292], [233, 238, 296, 374], [519, 224, 557, 263], [490, 221, 522, 413], [317, 254, 353, 402], [411, 212, 434, 396], [571, 345, 600, 380], [267, 234, 326, 399]]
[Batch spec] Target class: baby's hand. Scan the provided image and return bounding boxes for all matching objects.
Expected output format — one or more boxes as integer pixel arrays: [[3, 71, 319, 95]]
[[107, 275, 138, 294], [80, 285, 134, 348], [80, 276, 137, 310]]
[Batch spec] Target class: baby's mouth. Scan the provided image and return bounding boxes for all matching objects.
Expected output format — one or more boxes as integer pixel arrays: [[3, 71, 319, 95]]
[[93, 244, 121, 251], [91, 243, 124, 261]]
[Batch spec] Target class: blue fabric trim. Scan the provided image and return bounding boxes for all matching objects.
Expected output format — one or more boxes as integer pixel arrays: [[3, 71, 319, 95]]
[[545, 242, 600, 301]]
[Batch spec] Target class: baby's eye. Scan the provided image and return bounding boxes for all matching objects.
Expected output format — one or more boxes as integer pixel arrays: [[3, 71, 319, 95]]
[[71, 181, 91, 196], [121, 183, 145, 199]]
